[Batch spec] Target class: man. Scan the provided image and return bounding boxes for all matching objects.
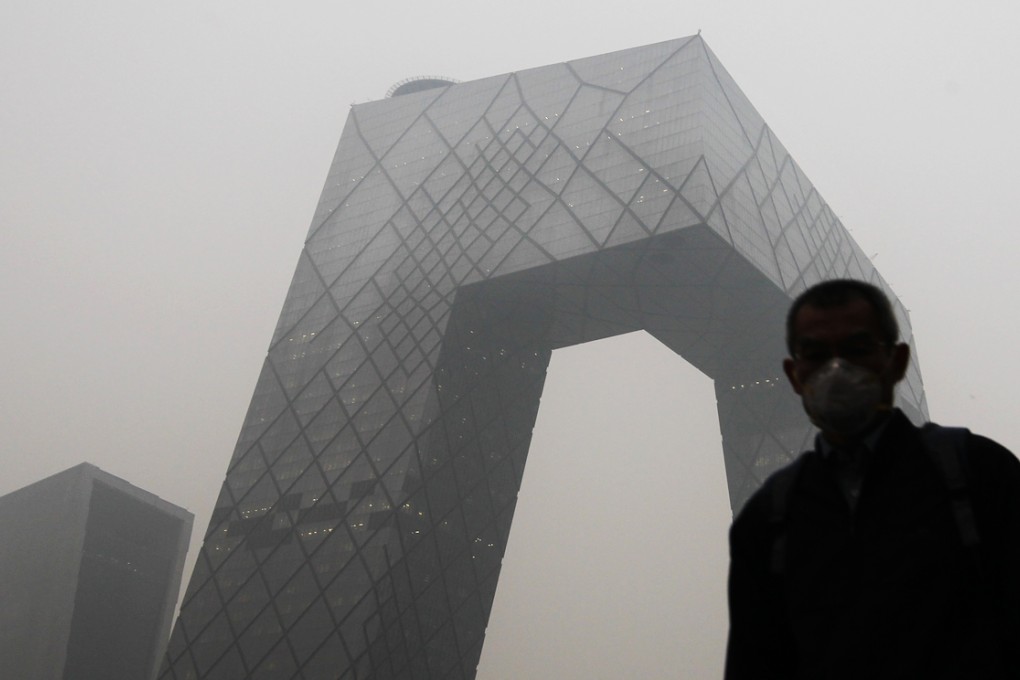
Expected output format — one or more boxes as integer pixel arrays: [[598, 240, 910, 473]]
[[724, 279, 1020, 679]]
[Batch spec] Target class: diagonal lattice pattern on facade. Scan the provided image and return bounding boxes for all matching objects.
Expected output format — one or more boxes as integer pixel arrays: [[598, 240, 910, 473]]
[[162, 36, 927, 679]]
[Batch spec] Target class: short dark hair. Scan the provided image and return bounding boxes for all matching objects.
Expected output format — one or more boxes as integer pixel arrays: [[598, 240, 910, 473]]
[[786, 279, 900, 354]]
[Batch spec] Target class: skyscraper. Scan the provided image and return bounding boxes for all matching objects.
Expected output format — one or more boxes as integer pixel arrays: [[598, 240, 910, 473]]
[[162, 36, 926, 679], [0, 463, 193, 680]]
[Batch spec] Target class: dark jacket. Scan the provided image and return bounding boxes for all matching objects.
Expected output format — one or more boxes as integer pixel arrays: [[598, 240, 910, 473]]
[[725, 410, 1020, 679]]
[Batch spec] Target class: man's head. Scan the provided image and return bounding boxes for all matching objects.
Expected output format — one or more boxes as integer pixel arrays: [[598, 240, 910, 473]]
[[782, 279, 910, 440]]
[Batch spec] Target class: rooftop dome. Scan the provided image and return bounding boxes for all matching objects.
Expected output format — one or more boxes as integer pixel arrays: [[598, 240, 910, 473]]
[[386, 76, 459, 98]]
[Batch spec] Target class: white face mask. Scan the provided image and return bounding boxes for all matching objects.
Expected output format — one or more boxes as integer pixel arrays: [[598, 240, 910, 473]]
[[801, 358, 883, 437]]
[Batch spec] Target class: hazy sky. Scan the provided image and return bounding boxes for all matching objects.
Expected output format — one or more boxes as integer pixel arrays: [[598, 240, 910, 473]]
[[3, 1, 1019, 677]]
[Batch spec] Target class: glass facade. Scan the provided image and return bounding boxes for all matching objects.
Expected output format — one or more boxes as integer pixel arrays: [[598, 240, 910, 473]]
[[162, 36, 926, 679]]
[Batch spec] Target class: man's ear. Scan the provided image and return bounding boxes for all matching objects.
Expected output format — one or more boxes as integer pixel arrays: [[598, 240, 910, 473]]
[[890, 342, 910, 383], [783, 357, 804, 396]]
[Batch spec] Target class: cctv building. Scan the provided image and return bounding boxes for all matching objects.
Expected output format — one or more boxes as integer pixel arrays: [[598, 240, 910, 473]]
[[161, 36, 927, 679]]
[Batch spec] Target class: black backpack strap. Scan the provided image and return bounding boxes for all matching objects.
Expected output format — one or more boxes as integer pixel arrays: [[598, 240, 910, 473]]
[[921, 424, 980, 547], [769, 456, 806, 575]]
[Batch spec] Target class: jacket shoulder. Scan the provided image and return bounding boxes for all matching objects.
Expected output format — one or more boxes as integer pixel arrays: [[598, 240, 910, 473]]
[[731, 453, 811, 539], [923, 420, 1020, 477]]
